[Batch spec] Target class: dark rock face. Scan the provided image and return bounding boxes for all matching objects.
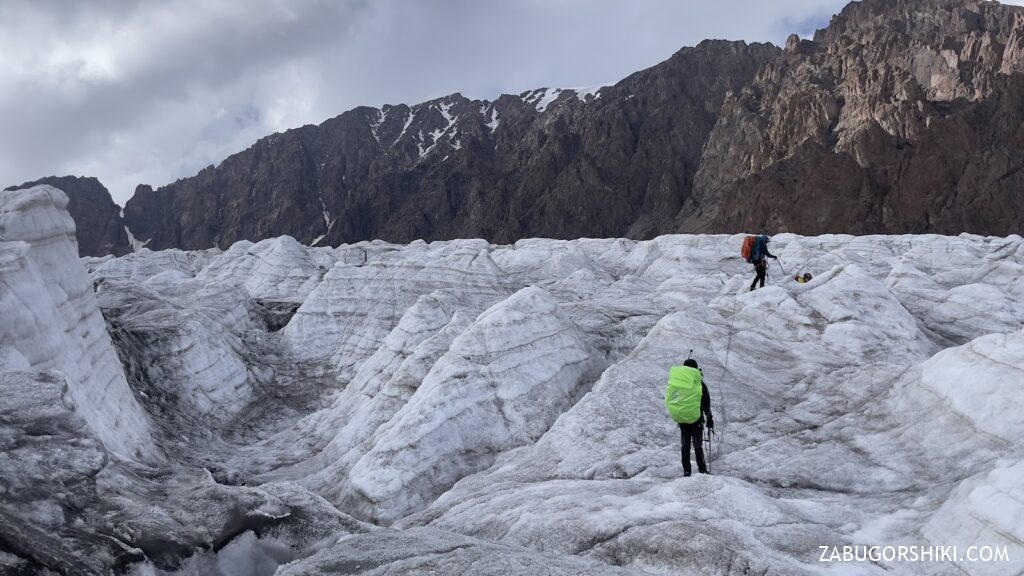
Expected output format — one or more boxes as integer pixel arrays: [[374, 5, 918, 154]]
[[5, 176, 132, 256], [124, 0, 1024, 249], [684, 0, 1024, 235], [122, 40, 779, 249]]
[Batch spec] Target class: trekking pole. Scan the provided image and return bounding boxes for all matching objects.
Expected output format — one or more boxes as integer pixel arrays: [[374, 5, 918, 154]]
[[775, 258, 787, 276], [703, 428, 711, 473], [685, 349, 693, 361]]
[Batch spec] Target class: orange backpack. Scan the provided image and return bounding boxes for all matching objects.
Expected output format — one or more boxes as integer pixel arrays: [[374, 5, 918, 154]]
[[740, 235, 755, 262]]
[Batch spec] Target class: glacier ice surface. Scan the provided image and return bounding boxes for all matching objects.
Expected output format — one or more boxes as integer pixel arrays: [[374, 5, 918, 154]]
[[1, 185, 1022, 575]]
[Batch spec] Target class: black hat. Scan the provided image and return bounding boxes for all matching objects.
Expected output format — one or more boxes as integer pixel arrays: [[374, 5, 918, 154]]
[[683, 359, 698, 369]]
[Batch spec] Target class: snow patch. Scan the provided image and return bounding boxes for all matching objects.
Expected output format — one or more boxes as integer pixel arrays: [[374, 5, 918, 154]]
[[486, 106, 499, 132], [417, 102, 459, 159], [520, 86, 599, 111], [393, 107, 415, 146], [438, 100, 455, 126], [124, 224, 150, 252], [524, 88, 564, 112], [567, 84, 606, 101], [318, 196, 336, 236], [369, 108, 387, 142]]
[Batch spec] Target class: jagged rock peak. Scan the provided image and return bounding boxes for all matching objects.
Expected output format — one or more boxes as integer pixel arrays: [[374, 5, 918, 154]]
[[4, 175, 132, 257]]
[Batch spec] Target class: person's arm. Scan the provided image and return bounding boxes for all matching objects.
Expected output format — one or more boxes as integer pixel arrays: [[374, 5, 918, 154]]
[[764, 246, 777, 259], [701, 381, 714, 429]]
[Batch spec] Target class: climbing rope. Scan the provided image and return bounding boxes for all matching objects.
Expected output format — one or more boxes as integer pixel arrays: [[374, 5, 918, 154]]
[[705, 426, 719, 459], [712, 293, 737, 460]]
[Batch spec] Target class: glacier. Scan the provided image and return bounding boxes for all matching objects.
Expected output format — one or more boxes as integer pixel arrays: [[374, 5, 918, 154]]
[[0, 184, 1022, 575]]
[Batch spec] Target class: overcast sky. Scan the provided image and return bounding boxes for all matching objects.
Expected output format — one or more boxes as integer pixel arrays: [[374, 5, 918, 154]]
[[1, 0, 1017, 205]]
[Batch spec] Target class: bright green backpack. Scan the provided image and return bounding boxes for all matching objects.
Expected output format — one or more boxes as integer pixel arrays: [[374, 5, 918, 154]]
[[665, 365, 702, 424]]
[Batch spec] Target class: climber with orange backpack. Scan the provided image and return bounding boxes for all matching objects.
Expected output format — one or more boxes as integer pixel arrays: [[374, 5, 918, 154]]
[[741, 234, 777, 291]]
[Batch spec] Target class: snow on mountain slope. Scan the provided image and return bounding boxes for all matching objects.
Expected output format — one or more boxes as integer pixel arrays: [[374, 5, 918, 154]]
[[0, 185, 158, 462], [1, 190, 1022, 575]]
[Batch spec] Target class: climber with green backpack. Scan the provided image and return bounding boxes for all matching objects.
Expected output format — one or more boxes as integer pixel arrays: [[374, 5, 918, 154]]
[[665, 358, 714, 476]]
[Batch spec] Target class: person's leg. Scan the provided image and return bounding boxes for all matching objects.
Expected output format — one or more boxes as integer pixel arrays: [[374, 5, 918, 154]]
[[757, 262, 767, 288], [693, 426, 708, 474], [750, 267, 760, 291], [679, 423, 693, 476]]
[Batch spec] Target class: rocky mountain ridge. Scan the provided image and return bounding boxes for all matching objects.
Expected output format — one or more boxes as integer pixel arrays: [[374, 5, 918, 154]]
[[122, 38, 777, 250], [686, 0, 1024, 234], [17, 0, 1024, 255]]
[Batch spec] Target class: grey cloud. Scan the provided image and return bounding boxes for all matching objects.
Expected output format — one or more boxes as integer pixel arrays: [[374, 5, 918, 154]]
[[1, 0, 372, 200]]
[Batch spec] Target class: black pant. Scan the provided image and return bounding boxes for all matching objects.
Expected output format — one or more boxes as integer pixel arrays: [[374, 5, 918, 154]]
[[679, 422, 707, 475], [750, 260, 767, 290]]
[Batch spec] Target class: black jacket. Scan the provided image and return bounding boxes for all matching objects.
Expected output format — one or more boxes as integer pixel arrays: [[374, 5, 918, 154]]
[[699, 381, 714, 428]]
